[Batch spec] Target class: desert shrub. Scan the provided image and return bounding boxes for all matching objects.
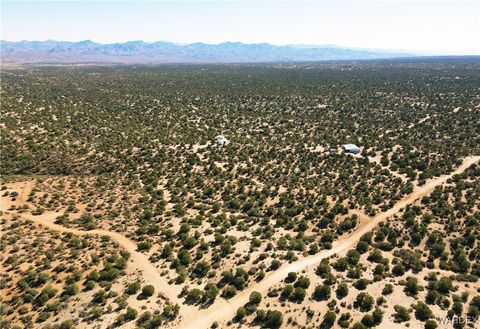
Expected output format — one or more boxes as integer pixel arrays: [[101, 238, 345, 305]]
[[413, 301, 433, 321], [393, 305, 410, 322], [236, 306, 247, 320], [354, 292, 374, 312], [382, 284, 393, 295], [126, 281, 141, 295], [264, 310, 283, 328], [425, 319, 438, 329], [294, 276, 310, 289], [203, 283, 219, 304], [321, 311, 336, 328], [336, 282, 349, 299], [292, 287, 306, 302], [139, 285, 154, 299], [313, 284, 331, 301], [249, 291, 262, 305]]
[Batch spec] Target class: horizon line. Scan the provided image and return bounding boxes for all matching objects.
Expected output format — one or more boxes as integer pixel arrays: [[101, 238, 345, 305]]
[[3, 39, 480, 57], [0, 39, 446, 56]]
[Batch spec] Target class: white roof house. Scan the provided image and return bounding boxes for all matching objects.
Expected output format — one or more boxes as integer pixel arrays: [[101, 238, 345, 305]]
[[215, 135, 230, 146], [342, 144, 360, 154]]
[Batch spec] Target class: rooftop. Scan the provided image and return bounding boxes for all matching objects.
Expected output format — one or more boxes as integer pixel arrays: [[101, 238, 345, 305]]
[[342, 144, 359, 150]]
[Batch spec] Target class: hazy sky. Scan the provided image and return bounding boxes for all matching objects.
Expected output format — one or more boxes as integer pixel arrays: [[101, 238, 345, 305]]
[[1, 1, 479, 55]]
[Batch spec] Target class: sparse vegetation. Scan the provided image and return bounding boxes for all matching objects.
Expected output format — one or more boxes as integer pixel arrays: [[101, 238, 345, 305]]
[[1, 60, 479, 328]]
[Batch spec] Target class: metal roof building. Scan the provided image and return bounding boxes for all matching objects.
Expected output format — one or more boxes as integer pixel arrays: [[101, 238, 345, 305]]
[[215, 135, 230, 146], [342, 144, 360, 154]]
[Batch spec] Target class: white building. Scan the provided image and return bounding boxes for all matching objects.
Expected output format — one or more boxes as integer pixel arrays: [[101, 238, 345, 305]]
[[342, 144, 360, 154], [215, 135, 230, 147]]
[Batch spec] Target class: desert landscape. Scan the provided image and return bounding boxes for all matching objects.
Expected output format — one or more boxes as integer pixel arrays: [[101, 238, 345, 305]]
[[1, 60, 479, 329]]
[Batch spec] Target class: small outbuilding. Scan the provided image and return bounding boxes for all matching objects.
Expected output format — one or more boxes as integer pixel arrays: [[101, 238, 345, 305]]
[[342, 144, 360, 154], [215, 135, 230, 147]]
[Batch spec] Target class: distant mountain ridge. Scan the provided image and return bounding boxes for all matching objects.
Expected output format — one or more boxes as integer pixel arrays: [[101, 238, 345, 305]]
[[0, 40, 413, 64]]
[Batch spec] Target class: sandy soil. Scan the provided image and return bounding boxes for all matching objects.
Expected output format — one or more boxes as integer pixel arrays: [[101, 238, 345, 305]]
[[2, 156, 478, 329], [180, 156, 480, 329], [1, 185, 182, 306]]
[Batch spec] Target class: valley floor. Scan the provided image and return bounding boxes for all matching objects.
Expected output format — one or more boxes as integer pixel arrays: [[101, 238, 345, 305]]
[[2, 156, 478, 329]]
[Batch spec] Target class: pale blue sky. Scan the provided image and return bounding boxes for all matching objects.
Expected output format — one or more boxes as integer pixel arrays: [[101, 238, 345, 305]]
[[1, 1, 479, 55]]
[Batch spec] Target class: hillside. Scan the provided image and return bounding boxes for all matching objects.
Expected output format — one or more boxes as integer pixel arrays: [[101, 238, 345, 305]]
[[0, 40, 411, 64]]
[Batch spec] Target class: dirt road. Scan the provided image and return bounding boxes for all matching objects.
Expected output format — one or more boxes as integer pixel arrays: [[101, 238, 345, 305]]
[[0, 189, 182, 305], [2, 156, 478, 328], [180, 156, 480, 329]]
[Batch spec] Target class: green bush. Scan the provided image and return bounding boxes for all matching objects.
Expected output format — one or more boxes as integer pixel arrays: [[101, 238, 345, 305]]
[[126, 281, 141, 295], [140, 285, 155, 298]]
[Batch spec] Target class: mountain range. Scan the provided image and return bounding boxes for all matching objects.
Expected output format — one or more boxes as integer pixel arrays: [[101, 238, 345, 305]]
[[1, 40, 413, 64]]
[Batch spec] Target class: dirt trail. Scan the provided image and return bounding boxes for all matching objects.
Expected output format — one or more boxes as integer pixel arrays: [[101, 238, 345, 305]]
[[19, 180, 35, 203], [180, 156, 480, 329], [0, 189, 182, 305], [2, 156, 478, 328]]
